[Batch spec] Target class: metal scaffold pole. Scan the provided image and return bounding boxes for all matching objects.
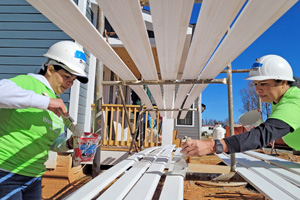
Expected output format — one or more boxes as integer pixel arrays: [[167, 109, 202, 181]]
[[227, 64, 236, 172]]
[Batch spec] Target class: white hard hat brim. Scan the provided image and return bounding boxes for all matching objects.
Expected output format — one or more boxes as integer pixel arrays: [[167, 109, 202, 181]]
[[245, 75, 295, 82]]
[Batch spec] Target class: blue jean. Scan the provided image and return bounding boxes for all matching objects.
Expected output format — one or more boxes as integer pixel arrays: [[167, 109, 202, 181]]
[[0, 170, 41, 200]]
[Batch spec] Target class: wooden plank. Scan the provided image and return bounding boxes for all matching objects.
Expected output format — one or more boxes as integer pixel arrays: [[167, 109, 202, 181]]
[[64, 147, 158, 200], [97, 146, 169, 200], [234, 153, 300, 199], [245, 151, 300, 175], [150, 0, 194, 118], [218, 153, 295, 200], [26, 0, 155, 118], [188, 163, 230, 174], [124, 145, 175, 200], [159, 148, 184, 200], [173, 0, 245, 119], [237, 152, 300, 187], [95, 0, 164, 111], [180, 0, 298, 118]]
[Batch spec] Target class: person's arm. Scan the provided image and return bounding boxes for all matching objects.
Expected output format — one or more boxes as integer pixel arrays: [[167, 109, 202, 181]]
[[181, 118, 292, 156], [0, 79, 68, 116], [0, 79, 49, 109], [224, 118, 292, 153]]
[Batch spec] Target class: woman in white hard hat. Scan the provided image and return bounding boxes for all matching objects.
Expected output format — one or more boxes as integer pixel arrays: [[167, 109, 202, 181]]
[[0, 41, 88, 200], [181, 55, 300, 156]]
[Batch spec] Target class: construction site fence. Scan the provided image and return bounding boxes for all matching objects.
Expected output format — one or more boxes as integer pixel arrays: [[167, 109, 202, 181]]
[[100, 104, 162, 150]]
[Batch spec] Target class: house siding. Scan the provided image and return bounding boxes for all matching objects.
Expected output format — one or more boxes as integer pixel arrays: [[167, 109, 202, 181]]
[[174, 85, 200, 139], [175, 106, 200, 140], [0, 0, 93, 131]]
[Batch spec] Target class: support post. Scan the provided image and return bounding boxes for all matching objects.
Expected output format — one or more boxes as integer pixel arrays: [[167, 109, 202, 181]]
[[198, 94, 202, 140], [227, 64, 236, 172], [92, 7, 104, 178]]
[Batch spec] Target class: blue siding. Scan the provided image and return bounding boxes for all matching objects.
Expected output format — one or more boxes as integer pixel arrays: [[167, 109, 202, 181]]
[[0, 0, 93, 130]]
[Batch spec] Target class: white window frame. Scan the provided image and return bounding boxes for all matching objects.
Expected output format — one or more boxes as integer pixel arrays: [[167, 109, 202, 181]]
[[175, 102, 195, 127]]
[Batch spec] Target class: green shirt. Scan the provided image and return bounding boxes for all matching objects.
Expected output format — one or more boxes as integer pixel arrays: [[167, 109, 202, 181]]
[[269, 86, 300, 150], [0, 75, 64, 177]]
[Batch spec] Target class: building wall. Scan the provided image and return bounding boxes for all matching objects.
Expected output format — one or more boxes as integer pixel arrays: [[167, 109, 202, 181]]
[[174, 103, 200, 140], [0, 0, 94, 131]]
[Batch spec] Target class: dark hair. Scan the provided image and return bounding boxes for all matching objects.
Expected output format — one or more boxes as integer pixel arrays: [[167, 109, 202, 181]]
[[275, 79, 296, 87], [38, 63, 65, 75]]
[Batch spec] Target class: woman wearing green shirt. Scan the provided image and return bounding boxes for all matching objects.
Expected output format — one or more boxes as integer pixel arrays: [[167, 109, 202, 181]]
[[0, 41, 88, 200]]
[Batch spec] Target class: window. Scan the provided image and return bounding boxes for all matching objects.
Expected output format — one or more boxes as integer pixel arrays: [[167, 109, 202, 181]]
[[176, 103, 194, 126]]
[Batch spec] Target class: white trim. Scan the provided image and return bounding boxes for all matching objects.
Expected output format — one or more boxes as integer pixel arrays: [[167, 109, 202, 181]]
[[68, 80, 80, 137], [161, 117, 174, 145], [84, 54, 96, 132]]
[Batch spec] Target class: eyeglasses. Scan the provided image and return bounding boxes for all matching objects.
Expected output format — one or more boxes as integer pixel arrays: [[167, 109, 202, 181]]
[[250, 81, 278, 89]]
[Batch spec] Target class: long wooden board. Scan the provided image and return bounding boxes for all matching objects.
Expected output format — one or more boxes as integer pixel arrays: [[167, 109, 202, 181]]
[[218, 153, 295, 200], [150, 0, 194, 118], [173, 0, 245, 118], [96, 0, 164, 112], [180, 0, 298, 119], [26, 0, 156, 117]]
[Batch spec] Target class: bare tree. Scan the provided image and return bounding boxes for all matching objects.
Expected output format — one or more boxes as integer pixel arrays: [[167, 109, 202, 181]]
[[239, 81, 271, 119], [294, 76, 300, 87]]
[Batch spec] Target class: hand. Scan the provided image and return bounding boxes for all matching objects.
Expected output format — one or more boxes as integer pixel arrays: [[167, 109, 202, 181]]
[[181, 139, 215, 156], [47, 98, 68, 117]]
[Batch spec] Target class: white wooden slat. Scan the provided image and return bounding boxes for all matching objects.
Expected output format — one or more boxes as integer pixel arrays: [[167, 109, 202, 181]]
[[26, 0, 156, 118], [159, 147, 184, 200], [97, 146, 169, 200], [180, 0, 298, 119], [150, 0, 194, 118], [159, 176, 184, 200], [234, 153, 300, 199], [237, 152, 300, 187], [124, 145, 175, 200], [218, 154, 295, 200], [63, 147, 158, 200], [96, 0, 164, 111], [173, 0, 245, 119], [245, 150, 300, 175]]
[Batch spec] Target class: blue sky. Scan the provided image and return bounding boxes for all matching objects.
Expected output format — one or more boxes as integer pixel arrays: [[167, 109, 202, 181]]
[[201, 1, 300, 123]]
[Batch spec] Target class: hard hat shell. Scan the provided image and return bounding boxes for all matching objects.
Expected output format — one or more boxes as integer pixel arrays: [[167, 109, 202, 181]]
[[44, 41, 88, 83], [245, 55, 294, 82]]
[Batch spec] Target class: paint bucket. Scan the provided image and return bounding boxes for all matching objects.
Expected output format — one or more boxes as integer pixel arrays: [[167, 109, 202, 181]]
[[212, 124, 226, 140], [238, 109, 263, 127], [73, 132, 100, 166]]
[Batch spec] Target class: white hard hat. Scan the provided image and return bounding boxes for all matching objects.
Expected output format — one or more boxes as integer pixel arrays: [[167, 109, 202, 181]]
[[245, 55, 294, 82], [44, 41, 88, 83]]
